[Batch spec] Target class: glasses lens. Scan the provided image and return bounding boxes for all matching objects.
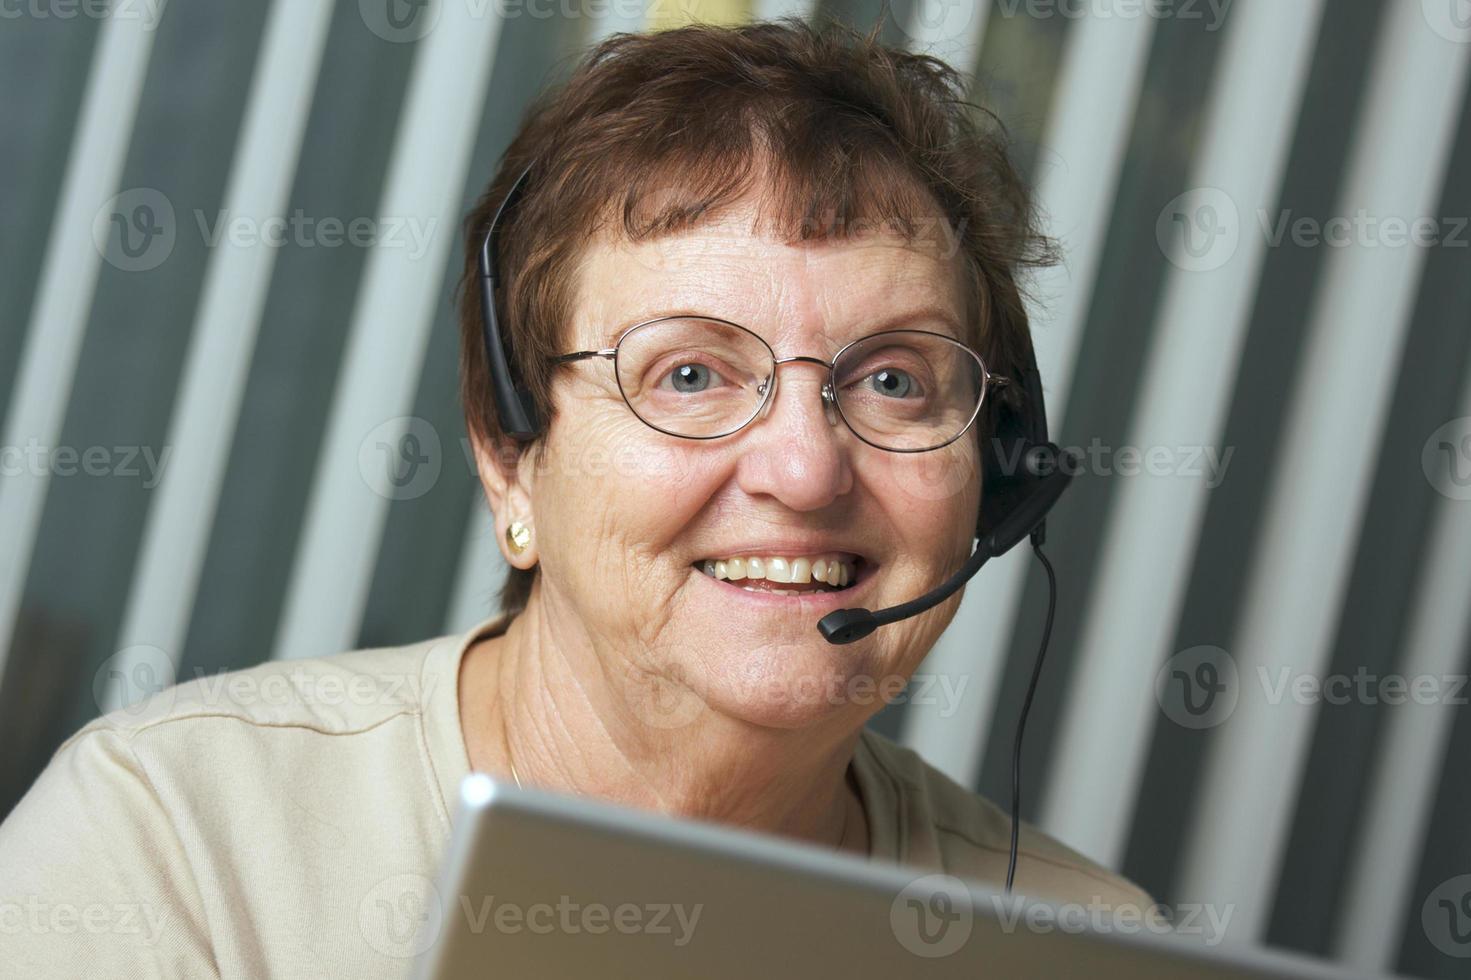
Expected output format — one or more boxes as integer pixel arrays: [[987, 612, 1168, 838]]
[[832, 330, 985, 451], [614, 318, 773, 438]]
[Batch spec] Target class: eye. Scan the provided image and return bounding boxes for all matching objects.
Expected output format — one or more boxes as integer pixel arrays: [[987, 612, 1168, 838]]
[[864, 368, 917, 398], [660, 361, 725, 393]]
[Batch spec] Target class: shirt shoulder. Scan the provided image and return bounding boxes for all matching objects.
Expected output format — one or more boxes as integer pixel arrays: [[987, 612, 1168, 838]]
[[61, 632, 457, 751], [856, 729, 1154, 909]]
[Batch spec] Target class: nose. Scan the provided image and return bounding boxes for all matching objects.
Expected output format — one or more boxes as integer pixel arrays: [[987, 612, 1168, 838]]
[[734, 359, 854, 512]]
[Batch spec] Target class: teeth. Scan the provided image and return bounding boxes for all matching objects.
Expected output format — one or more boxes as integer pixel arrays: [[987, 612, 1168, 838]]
[[702, 553, 860, 589]]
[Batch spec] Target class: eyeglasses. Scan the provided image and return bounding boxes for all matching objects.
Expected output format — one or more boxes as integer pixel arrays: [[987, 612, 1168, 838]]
[[550, 316, 1007, 453]]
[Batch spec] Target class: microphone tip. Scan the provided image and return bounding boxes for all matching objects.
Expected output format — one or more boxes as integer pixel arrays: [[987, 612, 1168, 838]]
[[817, 608, 878, 645]]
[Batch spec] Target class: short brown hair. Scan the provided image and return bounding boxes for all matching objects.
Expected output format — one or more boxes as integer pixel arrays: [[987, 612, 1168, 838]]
[[456, 17, 1055, 619]]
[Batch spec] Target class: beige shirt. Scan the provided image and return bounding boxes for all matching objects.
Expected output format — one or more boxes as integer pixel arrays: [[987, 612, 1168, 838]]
[[0, 612, 1150, 977]]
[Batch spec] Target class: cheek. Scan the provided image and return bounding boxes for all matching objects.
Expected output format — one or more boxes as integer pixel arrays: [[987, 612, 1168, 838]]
[[534, 409, 724, 579], [868, 443, 980, 551]]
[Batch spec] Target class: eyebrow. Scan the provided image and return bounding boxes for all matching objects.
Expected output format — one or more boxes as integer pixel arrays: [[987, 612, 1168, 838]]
[[592, 305, 968, 350]]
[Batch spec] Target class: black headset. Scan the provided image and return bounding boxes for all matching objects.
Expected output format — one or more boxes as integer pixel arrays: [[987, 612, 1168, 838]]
[[477, 159, 1075, 892]]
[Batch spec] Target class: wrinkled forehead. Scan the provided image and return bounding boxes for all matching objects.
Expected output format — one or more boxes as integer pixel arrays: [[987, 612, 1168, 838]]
[[570, 192, 973, 353]]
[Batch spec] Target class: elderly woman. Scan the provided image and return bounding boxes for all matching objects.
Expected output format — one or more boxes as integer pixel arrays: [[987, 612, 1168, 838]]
[[0, 18, 1147, 977]]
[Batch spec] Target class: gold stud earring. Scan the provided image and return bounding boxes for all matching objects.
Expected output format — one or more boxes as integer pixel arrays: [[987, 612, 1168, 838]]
[[506, 520, 531, 556]]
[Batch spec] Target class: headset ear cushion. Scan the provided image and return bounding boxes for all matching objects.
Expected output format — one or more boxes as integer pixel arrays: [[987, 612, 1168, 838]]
[[978, 394, 1032, 540]]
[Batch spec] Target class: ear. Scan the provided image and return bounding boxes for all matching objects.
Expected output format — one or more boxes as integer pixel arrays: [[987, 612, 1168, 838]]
[[469, 427, 539, 569]]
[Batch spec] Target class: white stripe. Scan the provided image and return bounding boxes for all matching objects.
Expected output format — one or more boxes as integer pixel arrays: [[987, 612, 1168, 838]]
[[1335, 387, 1471, 969], [270, 6, 507, 661], [1039, 0, 1325, 867], [906, 0, 990, 75], [100, 0, 335, 709], [585, 2, 646, 44], [901, 11, 1155, 786], [0, 14, 159, 689], [753, 0, 814, 19], [444, 503, 508, 635], [1175, 7, 1471, 939]]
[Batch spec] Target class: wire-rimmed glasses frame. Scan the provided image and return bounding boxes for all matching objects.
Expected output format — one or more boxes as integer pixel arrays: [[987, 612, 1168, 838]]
[[548, 315, 1009, 453]]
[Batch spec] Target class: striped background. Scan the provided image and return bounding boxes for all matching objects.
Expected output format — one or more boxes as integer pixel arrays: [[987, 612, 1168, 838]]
[[2, 0, 1469, 974]]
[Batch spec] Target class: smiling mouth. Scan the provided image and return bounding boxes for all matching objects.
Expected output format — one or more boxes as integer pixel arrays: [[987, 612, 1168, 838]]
[[691, 553, 866, 596]]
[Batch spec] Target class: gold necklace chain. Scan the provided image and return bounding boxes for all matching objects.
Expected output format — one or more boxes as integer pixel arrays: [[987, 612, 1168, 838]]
[[501, 705, 852, 851]]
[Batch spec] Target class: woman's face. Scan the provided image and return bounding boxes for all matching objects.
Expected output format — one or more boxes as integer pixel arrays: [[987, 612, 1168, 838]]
[[508, 197, 981, 733]]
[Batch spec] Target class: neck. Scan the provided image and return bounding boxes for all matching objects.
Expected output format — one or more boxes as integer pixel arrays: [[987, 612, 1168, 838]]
[[458, 598, 870, 855]]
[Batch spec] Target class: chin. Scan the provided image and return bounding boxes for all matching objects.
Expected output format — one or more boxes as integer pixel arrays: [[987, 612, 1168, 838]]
[[693, 640, 897, 732]]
